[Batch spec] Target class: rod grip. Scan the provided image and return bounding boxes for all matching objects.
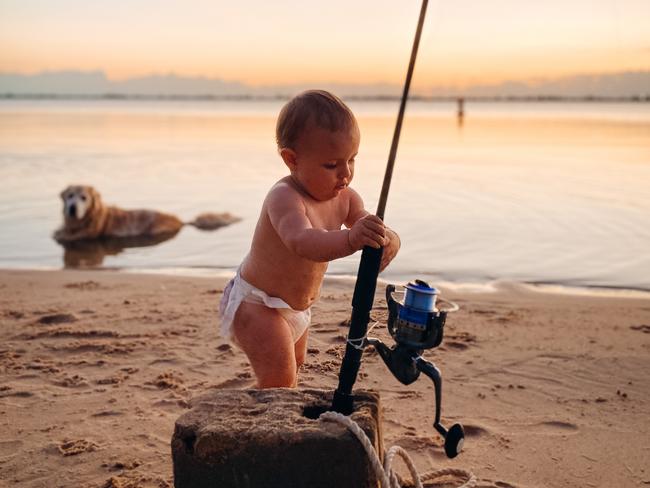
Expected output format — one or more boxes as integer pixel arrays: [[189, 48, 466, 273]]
[[351, 246, 383, 310], [331, 246, 383, 413]]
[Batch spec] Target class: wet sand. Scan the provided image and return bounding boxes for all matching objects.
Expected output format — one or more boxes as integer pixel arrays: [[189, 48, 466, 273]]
[[1, 269, 648, 487]]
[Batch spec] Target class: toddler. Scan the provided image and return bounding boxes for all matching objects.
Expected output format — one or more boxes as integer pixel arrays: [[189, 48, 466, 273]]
[[219, 90, 400, 388]]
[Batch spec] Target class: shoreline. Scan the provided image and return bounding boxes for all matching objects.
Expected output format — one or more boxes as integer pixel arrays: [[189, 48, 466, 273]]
[[1, 268, 649, 487], [3, 264, 649, 299]]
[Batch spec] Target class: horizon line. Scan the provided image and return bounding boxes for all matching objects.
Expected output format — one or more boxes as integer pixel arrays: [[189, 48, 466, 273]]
[[1, 93, 649, 103], [2, 68, 649, 86]]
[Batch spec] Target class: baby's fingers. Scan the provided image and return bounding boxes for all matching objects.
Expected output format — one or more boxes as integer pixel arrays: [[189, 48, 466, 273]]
[[361, 218, 386, 237], [363, 214, 384, 225], [363, 229, 387, 248]]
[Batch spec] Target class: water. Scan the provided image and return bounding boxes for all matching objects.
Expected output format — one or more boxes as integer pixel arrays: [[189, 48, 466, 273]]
[[1, 99, 649, 291]]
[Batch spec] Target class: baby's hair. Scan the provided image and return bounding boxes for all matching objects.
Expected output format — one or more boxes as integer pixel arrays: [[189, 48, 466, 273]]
[[276, 90, 357, 149]]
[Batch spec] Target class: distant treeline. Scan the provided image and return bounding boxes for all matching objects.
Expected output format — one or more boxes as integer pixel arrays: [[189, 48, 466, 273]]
[[1, 93, 649, 102]]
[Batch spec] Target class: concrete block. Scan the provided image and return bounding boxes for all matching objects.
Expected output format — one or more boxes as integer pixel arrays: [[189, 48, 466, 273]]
[[172, 388, 383, 488]]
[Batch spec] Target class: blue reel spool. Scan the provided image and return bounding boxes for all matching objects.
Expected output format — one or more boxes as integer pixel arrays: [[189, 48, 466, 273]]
[[402, 279, 438, 312], [398, 280, 439, 330], [387, 279, 446, 349]]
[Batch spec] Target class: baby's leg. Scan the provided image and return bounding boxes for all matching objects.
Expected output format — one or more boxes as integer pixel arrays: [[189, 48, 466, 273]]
[[232, 301, 297, 388], [293, 329, 309, 387]]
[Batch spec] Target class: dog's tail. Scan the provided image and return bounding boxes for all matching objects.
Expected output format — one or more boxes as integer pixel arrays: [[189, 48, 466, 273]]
[[185, 212, 241, 231]]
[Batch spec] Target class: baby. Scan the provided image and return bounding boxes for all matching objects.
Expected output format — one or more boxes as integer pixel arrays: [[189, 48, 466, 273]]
[[219, 90, 400, 388]]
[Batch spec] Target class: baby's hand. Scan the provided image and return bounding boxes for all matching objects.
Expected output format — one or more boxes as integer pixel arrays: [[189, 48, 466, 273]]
[[380, 228, 400, 271], [348, 214, 387, 250]]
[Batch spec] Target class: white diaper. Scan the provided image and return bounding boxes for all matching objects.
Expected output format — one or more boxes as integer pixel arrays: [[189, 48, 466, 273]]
[[218, 271, 311, 344]]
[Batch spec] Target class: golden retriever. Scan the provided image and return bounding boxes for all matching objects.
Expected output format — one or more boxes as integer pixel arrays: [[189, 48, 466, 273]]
[[54, 185, 240, 242]]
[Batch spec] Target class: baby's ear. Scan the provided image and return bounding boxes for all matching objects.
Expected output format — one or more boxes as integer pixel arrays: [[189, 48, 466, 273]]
[[279, 148, 298, 171]]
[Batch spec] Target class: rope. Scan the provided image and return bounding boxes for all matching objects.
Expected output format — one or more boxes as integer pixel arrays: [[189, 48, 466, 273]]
[[320, 411, 477, 488], [347, 321, 379, 350]]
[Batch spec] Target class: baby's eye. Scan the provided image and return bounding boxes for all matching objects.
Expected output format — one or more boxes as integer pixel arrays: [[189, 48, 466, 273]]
[[323, 163, 337, 169]]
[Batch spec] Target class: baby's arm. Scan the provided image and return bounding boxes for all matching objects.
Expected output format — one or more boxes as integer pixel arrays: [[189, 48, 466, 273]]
[[267, 185, 385, 262]]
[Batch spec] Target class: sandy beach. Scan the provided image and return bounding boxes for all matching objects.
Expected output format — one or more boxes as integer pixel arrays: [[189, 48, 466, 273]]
[[1, 268, 649, 487]]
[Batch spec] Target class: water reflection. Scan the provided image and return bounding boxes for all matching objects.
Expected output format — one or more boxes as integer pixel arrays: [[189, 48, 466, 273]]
[[58, 232, 180, 268], [457, 97, 465, 129]]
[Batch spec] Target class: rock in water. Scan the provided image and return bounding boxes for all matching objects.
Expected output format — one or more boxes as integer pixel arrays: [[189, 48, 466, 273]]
[[189, 212, 241, 231]]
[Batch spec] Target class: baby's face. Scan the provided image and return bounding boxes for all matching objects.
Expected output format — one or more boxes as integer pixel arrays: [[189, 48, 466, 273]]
[[290, 124, 360, 201]]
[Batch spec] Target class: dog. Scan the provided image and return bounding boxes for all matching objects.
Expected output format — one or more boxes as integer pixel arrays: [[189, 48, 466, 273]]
[[54, 185, 240, 243]]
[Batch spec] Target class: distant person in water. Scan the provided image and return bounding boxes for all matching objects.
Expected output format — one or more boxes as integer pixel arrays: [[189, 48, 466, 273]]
[[219, 90, 401, 388]]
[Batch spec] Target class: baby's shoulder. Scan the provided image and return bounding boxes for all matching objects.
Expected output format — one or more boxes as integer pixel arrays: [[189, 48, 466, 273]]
[[342, 186, 361, 201], [267, 177, 301, 199], [265, 177, 306, 210], [340, 186, 363, 209]]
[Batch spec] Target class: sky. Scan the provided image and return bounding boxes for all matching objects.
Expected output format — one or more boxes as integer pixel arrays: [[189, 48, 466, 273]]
[[1, 0, 649, 89]]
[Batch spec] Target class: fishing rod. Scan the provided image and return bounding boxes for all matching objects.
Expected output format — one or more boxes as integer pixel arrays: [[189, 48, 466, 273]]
[[332, 0, 428, 414], [331, 0, 466, 458]]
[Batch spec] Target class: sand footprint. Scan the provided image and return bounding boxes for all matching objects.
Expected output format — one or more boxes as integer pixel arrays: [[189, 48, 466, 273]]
[[536, 420, 579, 434], [36, 313, 78, 325], [102, 459, 142, 472], [478, 479, 519, 488], [92, 410, 125, 417], [0, 387, 35, 398], [64, 280, 102, 290], [57, 439, 99, 456], [54, 374, 89, 388], [312, 327, 340, 334], [3, 310, 26, 319], [441, 331, 477, 351], [329, 334, 348, 344], [462, 423, 490, 438], [45, 340, 137, 355], [470, 309, 497, 315], [149, 371, 186, 390], [630, 324, 650, 334], [19, 328, 120, 340], [388, 432, 443, 451], [213, 372, 254, 389], [95, 373, 129, 386]]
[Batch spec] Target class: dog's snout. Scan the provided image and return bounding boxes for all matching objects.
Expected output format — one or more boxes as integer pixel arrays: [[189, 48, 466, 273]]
[[68, 203, 77, 218]]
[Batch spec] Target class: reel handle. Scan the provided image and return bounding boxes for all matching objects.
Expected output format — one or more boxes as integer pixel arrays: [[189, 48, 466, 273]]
[[416, 356, 465, 458]]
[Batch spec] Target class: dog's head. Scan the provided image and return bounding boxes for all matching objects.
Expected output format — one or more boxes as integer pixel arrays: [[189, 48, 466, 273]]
[[60, 185, 101, 221]]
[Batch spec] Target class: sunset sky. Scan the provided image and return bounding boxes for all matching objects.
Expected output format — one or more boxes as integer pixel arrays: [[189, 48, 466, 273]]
[[1, 0, 648, 89]]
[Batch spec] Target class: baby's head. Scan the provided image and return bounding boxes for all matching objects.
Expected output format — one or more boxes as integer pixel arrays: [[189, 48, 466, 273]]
[[276, 90, 358, 150], [276, 90, 360, 200]]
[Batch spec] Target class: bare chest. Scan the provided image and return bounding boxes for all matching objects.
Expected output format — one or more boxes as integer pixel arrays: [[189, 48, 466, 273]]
[[303, 198, 348, 231]]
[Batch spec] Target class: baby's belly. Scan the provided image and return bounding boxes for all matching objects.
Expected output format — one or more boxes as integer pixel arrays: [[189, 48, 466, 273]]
[[241, 257, 327, 310]]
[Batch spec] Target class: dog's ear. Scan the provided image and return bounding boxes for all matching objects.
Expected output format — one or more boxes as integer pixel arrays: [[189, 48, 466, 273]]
[[87, 186, 101, 207], [60, 186, 72, 200]]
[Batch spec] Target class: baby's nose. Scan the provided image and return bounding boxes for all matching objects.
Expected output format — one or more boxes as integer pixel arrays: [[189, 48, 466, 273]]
[[339, 163, 352, 179]]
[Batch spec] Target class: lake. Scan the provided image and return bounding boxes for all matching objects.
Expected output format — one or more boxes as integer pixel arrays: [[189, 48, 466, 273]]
[[1, 98, 648, 292]]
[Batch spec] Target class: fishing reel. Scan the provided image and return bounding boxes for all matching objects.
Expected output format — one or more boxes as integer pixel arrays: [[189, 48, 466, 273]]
[[364, 280, 465, 458]]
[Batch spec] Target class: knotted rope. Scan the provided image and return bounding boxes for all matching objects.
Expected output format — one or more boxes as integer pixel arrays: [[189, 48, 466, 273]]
[[320, 411, 476, 488]]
